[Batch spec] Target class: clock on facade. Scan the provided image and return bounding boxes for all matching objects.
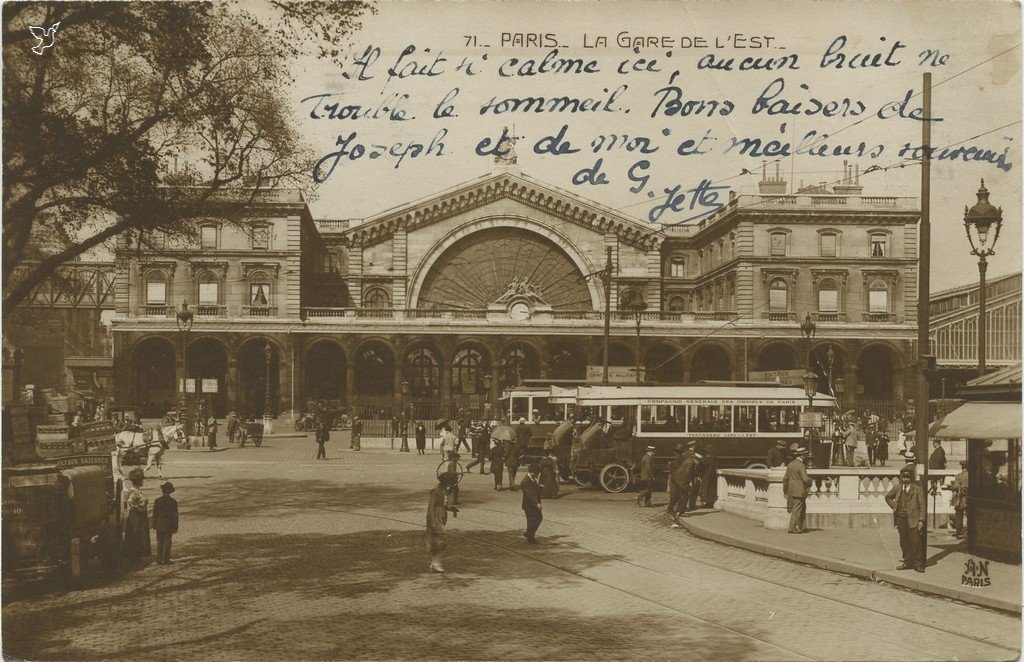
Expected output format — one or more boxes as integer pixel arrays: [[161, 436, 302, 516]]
[[508, 301, 532, 321]]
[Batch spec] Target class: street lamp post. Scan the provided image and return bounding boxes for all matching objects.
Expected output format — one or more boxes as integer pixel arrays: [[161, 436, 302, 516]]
[[399, 381, 410, 452], [963, 180, 1004, 374], [175, 301, 194, 443], [803, 369, 819, 467], [263, 342, 273, 434], [632, 301, 647, 384]]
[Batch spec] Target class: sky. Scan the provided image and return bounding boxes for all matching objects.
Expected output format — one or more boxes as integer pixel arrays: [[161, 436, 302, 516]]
[[269, 0, 1022, 293]]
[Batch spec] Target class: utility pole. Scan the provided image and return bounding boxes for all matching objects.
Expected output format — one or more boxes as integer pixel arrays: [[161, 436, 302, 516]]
[[603, 246, 612, 385], [915, 72, 932, 567]]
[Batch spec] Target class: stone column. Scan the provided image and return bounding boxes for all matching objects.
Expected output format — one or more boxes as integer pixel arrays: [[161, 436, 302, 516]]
[[345, 359, 356, 403], [227, 358, 238, 414]]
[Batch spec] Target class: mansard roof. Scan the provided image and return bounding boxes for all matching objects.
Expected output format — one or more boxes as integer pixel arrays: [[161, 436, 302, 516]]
[[340, 170, 661, 251]]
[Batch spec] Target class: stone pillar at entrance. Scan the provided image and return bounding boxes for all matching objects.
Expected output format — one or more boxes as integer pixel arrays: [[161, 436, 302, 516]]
[[345, 360, 355, 405], [441, 363, 453, 415], [227, 359, 238, 415]]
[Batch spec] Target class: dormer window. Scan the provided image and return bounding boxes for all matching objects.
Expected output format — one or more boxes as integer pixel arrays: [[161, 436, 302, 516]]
[[200, 224, 218, 250], [770, 231, 787, 257], [820, 233, 838, 258], [251, 225, 270, 251], [870, 233, 887, 257]]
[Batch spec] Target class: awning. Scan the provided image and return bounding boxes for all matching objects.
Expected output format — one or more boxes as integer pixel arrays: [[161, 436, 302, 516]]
[[933, 402, 1022, 440]]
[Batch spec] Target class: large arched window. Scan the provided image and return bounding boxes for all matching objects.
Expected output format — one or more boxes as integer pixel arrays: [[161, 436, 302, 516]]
[[453, 348, 486, 395], [364, 287, 391, 309], [196, 269, 220, 313], [406, 348, 439, 396], [869, 279, 889, 313], [619, 288, 644, 310], [817, 278, 839, 314], [667, 295, 686, 312], [248, 270, 272, 316], [145, 270, 168, 307], [768, 278, 788, 312]]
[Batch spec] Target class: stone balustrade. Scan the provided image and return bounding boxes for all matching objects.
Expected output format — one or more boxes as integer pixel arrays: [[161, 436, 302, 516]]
[[716, 467, 960, 529]]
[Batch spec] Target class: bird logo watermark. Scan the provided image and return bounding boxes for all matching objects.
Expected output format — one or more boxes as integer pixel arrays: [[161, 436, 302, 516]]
[[29, 21, 60, 55]]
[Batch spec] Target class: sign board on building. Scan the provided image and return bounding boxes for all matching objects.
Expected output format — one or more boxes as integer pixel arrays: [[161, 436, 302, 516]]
[[182, 379, 196, 394], [201, 379, 218, 393], [749, 369, 806, 386], [586, 366, 646, 384]]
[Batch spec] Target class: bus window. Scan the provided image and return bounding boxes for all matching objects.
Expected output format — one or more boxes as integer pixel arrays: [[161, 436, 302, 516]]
[[532, 397, 551, 421], [608, 406, 628, 423], [511, 397, 529, 421], [758, 406, 800, 432], [639, 405, 682, 433], [690, 405, 732, 432], [734, 405, 756, 432]]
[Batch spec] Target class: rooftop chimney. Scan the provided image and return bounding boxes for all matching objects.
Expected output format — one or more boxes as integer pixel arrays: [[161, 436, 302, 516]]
[[758, 159, 788, 195], [833, 161, 864, 195]]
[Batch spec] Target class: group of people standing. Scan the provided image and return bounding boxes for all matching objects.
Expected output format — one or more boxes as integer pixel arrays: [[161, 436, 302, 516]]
[[661, 441, 716, 526], [120, 467, 180, 567]]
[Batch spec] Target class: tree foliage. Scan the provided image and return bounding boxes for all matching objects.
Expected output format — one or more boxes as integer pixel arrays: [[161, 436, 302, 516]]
[[2, 0, 372, 314]]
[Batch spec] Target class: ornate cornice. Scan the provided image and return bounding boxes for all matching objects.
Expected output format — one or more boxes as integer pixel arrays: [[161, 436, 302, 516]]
[[345, 173, 660, 252], [810, 268, 849, 286], [760, 267, 799, 285], [138, 260, 177, 279], [241, 262, 280, 279], [861, 268, 900, 285], [189, 261, 229, 280]]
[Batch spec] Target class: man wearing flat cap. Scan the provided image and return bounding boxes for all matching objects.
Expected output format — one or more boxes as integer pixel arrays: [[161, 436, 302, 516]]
[[885, 465, 927, 572], [783, 447, 812, 534], [636, 446, 655, 507]]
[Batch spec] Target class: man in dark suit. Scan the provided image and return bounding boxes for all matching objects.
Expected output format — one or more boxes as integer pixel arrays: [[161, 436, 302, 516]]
[[152, 481, 179, 565], [928, 439, 947, 470], [885, 465, 927, 572], [766, 440, 787, 468], [521, 463, 543, 543], [670, 450, 701, 527], [636, 446, 655, 507], [783, 447, 812, 534]]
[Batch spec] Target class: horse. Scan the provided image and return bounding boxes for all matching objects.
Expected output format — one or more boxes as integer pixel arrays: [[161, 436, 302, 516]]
[[114, 424, 183, 480]]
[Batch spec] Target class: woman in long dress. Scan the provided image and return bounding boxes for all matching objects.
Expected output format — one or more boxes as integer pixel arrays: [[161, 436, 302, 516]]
[[122, 468, 151, 562], [539, 454, 559, 499], [426, 473, 458, 572], [415, 423, 427, 455]]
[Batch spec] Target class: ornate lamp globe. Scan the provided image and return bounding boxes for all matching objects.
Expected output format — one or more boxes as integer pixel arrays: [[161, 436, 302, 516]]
[[964, 179, 1003, 254]]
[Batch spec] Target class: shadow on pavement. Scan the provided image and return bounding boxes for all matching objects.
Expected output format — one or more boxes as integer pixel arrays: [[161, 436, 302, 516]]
[[1, 527, 749, 661]]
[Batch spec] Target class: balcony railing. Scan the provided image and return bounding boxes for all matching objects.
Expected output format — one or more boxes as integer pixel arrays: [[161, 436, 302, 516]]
[[609, 310, 686, 322], [812, 312, 847, 323], [763, 311, 797, 322], [693, 311, 738, 322], [243, 306, 278, 317], [142, 304, 172, 317], [862, 312, 898, 323], [551, 310, 603, 321], [195, 305, 226, 317]]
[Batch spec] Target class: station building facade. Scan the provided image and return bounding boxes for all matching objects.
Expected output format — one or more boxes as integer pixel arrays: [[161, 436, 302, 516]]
[[111, 166, 920, 420]]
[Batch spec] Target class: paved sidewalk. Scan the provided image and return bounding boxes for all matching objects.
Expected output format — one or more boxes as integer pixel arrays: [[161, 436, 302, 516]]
[[679, 510, 1021, 613]]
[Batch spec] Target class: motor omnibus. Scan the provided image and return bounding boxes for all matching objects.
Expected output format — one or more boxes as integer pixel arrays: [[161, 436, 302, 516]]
[[568, 382, 837, 492], [497, 380, 589, 477]]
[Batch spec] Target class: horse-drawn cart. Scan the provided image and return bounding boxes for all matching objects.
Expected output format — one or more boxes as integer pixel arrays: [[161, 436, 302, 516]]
[[236, 421, 264, 447]]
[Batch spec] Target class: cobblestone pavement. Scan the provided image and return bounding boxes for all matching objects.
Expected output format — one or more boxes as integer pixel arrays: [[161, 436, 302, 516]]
[[3, 438, 1020, 661]]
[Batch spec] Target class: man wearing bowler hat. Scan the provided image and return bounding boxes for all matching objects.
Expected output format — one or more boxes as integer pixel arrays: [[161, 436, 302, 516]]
[[152, 481, 179, 565], [521, 463, 544, 543], [885, 465, 927, 572], [783, 446, 812, 534], [636, 446, 655, 507]]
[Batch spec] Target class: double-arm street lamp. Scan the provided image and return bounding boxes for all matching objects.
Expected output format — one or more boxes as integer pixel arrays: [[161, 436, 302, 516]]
[[176, 301, 195, 439], [963, 180, 1004, 374]]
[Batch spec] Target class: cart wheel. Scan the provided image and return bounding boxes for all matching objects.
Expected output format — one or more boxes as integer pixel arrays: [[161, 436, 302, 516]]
[[572, 472, 594, 488], [436, 460, 466, 483], [599, 463, 630, 493], [254, 435, 262, 448]]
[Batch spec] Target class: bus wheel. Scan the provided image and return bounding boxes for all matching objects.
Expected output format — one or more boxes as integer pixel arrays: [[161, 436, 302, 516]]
[[572, 472, 594, 488], [599, 463, 630, 493]]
